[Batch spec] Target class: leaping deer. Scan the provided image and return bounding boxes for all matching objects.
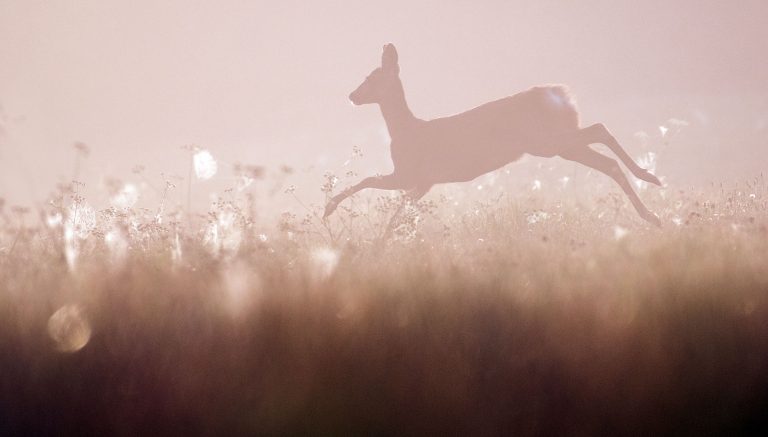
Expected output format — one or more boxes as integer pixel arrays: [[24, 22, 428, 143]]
[[324, 44, 662, 226]]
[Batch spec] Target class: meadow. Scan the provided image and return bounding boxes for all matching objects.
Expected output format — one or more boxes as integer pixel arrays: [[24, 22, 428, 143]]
[[1, 147, 767, 435]]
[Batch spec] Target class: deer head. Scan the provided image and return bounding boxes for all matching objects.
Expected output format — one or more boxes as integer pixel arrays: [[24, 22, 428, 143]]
[[349, 44, 401, 106]]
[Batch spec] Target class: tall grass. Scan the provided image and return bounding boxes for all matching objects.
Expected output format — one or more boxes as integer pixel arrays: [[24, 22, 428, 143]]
[[1, 165, 767, 435]]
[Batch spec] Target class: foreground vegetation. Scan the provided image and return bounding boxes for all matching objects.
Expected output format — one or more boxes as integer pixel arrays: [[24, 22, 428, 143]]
[[1, 168, 767, 435]]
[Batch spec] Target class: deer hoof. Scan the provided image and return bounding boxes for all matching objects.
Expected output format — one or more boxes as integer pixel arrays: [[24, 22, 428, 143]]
[[323, 201, 338, 219], [638, 169, 662, 186], [642, 211, 662, 227]]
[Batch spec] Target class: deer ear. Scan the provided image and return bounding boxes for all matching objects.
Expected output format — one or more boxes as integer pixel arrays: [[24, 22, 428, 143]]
[[381, 43, 399, 75]]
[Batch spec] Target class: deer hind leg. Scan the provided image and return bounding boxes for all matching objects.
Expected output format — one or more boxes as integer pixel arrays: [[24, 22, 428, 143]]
[[577, 123, 662, 186], [559, 145, 661, 226], [323, 173, 405, 218]]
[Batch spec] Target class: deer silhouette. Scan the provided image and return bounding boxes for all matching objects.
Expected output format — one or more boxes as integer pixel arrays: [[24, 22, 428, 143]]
[[324, 44, 662, 226]]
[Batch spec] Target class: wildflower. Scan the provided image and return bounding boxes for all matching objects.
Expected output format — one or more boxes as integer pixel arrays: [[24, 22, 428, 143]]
[[321, 172, 339, 194], [204, 205, 242, 257], [110, 183, 139, 208], [532, 179, 542, 191], [613, 225, 628, 240], [73, 141, 90, 156], [237, 176, 254, 192], [526, 211, 549, 224], [222, 209, 242, 248], [67, 202, 96, 239], [46, 212, 63, 228], [233, 163, 265, 188], [193, 149, 218, 180]]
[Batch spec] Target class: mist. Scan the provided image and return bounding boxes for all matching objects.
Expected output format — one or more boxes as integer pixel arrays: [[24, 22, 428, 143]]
[[1, 0, 766, 209]]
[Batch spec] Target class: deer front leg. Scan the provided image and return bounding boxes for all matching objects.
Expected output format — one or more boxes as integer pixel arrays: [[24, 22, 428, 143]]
[[323, 173, 405, 218], [406, 183, 433, 202]]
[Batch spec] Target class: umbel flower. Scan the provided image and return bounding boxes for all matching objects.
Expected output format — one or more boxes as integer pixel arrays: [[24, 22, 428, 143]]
[[194, 149, 218, 180]]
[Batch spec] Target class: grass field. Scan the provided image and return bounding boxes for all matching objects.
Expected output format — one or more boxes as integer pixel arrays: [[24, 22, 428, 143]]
[[1, 163, 767, 435]]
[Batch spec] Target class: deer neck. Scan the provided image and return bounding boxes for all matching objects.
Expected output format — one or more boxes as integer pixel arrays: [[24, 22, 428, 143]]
[[379, 80, 417, 141]]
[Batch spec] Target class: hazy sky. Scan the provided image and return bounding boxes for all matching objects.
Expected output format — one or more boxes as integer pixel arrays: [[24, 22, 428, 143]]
[[1, 0, 766, 208]]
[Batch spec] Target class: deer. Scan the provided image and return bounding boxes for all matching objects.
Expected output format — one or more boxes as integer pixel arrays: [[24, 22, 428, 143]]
[[323, 43, 662, 226]]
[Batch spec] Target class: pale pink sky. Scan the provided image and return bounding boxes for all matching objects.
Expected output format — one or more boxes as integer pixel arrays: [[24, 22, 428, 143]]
[[1, 0, 766, 208]]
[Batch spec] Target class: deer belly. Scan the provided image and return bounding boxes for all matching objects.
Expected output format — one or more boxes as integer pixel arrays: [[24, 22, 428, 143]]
[[430, 147, 522, 183]]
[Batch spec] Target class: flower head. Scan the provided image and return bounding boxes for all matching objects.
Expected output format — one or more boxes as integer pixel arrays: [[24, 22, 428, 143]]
[[194, 149, 218, 180]]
